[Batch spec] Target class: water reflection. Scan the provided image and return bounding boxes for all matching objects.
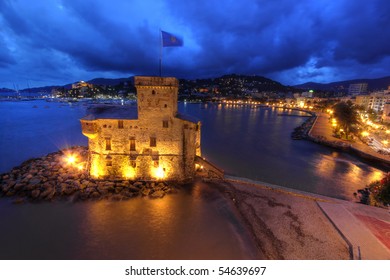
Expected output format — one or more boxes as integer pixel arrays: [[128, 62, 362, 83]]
[[0, 181, 256, 259], [315, 155, 337, 177]]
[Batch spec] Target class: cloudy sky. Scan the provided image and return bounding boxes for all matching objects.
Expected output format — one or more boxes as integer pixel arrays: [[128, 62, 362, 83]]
[[1, 0, 390, 88]]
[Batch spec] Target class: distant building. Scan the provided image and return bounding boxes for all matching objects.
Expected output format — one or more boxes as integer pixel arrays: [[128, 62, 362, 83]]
[[355, 90, 390, 112], [293, 93, 301, 99], [80, 76, 201, 181], [348, 83, 368, 96], [296, 97, 306, 108], [72, 81, 92, 89], [301, 91, 313, 98], [383, 103, 390, 123]]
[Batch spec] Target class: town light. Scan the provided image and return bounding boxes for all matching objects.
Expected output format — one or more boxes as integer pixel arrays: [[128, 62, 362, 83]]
[[382, 140, 389, 146], [361, 131, 369, 137]]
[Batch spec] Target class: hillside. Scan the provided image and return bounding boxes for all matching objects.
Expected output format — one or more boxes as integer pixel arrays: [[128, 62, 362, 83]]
[[295, 76, 390, 92], [179, 74, 294, 96]]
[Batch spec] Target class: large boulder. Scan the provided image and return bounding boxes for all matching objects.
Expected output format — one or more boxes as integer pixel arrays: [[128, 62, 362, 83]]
[[127, 185, 140, 193], [141, 187, 151, 196], [133, 181, 144, 188], [31, 189, 41, 199], [90, 192, 101, 199], [150, 190, 165, 199]]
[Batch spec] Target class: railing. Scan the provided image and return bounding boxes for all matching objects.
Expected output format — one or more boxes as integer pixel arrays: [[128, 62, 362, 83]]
[[195, 156, 224, 178]]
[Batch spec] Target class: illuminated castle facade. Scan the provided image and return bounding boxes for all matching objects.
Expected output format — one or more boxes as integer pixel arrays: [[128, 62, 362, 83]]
[[80, 76, 201, 181]]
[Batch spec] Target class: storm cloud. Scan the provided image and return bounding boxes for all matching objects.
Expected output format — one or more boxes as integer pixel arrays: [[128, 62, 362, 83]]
[[0, 0, 389, 88]]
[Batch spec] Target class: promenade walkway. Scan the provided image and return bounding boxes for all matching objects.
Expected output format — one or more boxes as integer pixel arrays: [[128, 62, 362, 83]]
[[317, 200, 390, 259], [309, 112, 390, 165]]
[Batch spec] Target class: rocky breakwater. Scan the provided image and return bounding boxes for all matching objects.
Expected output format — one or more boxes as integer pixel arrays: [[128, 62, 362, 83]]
[[0, 146, 178, 203], [291, 113, 316, 140]]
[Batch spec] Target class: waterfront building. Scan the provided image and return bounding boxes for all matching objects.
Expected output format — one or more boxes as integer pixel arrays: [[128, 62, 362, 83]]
[[80, 76, 201, 181], [355, 90, 390, 112], [348, 83, 368, 96], [383, 103, 390, 123]]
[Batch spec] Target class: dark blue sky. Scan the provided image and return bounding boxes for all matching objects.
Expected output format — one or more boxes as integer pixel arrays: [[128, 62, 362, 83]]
[[1, 0, 390, 88]]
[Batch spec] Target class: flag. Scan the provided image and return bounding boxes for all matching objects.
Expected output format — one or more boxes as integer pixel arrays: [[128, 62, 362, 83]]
[[161, 30, 183, 47]]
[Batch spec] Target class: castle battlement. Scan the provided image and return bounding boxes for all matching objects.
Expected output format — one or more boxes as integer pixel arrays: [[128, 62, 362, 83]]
[[134, 76, 179, 87]]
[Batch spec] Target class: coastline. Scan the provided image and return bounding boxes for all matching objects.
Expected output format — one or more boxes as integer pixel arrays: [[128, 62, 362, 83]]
[[306, 112, 390, 168]]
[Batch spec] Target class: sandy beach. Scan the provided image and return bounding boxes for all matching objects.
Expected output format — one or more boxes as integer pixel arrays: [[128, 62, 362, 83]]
[[208, 177, 390, 260]]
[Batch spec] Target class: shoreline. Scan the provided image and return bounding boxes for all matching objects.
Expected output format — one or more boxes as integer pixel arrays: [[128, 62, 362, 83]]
[[306, 112, 390, 168]]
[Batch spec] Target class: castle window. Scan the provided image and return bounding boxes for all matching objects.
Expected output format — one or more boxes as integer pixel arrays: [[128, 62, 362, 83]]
[[164, 104, 167, 108], [106, 155, 112, 166], [118, 120, 124, 129], [163, 120, 169, 128], [152, 90, 156, 95], [130, 138, 136, 151], [105, 138, 112, 150], [150, 137, 156, 147]]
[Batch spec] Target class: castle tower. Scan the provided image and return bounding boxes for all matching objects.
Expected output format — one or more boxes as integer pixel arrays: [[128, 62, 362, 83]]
[[135, 76, 178, 121]]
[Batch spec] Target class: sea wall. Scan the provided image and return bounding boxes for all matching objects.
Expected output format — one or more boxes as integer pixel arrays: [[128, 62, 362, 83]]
[[306, 115, 390, 168]]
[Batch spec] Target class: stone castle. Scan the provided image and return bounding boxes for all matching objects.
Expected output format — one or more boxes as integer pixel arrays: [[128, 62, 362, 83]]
[[80, 76, 201, 181]]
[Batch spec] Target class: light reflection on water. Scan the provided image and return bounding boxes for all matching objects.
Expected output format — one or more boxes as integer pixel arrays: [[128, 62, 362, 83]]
[[0, 181, 256, 260]]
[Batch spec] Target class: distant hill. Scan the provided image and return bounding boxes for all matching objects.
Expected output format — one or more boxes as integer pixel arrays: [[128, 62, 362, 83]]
[[295, 76, 390, 92], [0, 88, 15, 93], [86, 77, 133, 86], [18, 76, 134, 93], [19, 85, 61, 94], [179, 73, 294, 95]]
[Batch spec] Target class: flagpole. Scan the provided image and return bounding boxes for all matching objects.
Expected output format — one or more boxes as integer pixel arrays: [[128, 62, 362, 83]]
[[159, 29, 162, 77]]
